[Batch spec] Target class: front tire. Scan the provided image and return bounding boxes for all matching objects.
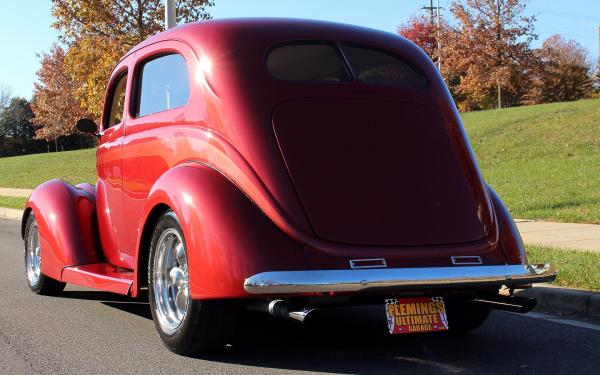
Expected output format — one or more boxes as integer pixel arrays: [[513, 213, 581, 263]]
[[24, 213, 65, 295], [148, 210, 238, 355]]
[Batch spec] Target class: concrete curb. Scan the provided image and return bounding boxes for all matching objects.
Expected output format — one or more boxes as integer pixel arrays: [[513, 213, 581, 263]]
[[0, 207, 22, 221], [516, 284, 600, 318]]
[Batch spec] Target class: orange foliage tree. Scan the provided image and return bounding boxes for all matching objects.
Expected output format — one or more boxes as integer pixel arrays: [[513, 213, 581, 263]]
[[32, 0, 213, 139], [446, 0, 537, 110], [526, 35, 594, 104], [31, 45, 89, 140]]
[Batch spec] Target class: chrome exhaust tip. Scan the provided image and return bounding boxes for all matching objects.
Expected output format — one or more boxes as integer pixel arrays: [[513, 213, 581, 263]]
[[246, 299, 317, 323]]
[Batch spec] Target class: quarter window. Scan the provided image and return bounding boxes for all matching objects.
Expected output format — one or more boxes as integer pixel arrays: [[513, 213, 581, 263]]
[[106, 72, 127, 128], [137, 54, 190, 117], [267, 44, 350, 82], [341, 45, 427, 89]]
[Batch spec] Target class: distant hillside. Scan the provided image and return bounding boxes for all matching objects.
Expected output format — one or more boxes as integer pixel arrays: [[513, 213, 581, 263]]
[[0, 148, 96, 188], [463, 98, 600, 223]]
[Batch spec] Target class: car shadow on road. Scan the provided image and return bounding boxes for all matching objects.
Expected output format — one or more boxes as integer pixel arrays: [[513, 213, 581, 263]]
[[58, 293, 590, 374], [197, 306, 487, 374], [59, 290, 153, 320]]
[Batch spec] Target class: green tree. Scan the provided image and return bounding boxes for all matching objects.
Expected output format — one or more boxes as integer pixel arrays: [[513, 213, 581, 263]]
[[0, 98, 45, 155]]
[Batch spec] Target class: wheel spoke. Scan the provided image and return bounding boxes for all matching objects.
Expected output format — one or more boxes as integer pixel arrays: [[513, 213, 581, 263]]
[[152, 226, 189, 334], [175, 287, 188, 317], [175, 242, 186, 268], [25, 222, 42, 286]]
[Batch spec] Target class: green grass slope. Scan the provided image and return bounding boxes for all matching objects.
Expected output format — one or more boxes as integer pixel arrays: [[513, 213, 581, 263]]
[[0, 148, 96, 188], [0, 98, 599, 223], [463, 98, 600, 223]]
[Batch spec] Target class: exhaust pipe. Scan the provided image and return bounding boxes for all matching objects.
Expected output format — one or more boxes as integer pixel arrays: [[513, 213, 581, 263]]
[[470, 294, 537, 314], [247, 299, 316, 323]]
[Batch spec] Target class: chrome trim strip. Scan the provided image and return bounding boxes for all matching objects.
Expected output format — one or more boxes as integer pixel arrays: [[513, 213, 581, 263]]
[[349, 258, 387, 269], [451, 256, 482, 265], [244, 264, 556, 294]]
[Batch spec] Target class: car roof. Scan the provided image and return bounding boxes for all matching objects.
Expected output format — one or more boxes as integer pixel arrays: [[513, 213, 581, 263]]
[[121, 17, 415, 63]]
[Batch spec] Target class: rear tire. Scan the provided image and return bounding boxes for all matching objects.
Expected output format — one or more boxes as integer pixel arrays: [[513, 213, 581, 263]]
[[24, 214, 66, 295], [446, 300, 491, 333], [148, 210, 238, 355]]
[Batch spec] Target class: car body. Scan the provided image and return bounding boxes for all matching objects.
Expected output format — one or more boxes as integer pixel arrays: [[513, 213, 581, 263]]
[[22, 18, 555, 354]]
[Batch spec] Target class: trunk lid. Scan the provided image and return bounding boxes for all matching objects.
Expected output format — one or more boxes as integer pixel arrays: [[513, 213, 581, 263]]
[[272, 98, 485, 246]]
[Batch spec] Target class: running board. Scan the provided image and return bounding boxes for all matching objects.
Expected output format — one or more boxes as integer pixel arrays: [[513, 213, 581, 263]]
[[61, 263, 134, 295]]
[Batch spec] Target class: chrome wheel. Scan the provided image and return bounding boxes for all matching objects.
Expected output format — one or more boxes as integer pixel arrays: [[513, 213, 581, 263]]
[[152, 228, 190, 334], [25, 221, 41, 287]]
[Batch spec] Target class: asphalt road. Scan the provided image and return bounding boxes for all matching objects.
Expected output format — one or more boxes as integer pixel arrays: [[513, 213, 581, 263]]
[[1, 218, 599, 374]]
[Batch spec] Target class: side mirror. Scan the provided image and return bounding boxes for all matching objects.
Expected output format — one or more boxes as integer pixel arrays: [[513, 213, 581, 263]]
[[75, 118, 99, 136]]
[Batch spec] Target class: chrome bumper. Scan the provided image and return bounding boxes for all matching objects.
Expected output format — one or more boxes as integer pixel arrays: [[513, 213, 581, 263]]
[[243, 264, 556, 294]]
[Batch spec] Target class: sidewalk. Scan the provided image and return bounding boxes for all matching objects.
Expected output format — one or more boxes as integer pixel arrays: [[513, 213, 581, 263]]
[[0, 186, 600, 252], [0, 188, 32, 197], [515, 219, 600, 252]]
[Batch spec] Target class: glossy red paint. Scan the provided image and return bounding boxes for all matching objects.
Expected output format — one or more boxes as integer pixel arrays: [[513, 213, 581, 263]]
[[62, 263, 133, 295], [23, 180, 100, 281], [24, 18, 522, 299]]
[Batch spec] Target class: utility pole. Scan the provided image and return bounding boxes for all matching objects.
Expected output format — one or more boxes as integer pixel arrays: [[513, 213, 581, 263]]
[[422, 0, 435, 24], [165, 0, 176, 30], [436, 0, 442, 73], [496, 0, 502, 109], [423, 1, 443, 74]]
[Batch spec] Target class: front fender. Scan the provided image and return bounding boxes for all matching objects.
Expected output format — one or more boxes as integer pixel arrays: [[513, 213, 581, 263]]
[[486, 185, 527, 265], [136, 163, 306, 299], [23, 180, 100, 281]]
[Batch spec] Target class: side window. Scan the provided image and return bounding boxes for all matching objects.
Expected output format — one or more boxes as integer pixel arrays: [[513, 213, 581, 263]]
[[341, 46, 427, 89], [136, 54, 190, 117], [107, 72, 128, 128], [266, 43, 350, 82]]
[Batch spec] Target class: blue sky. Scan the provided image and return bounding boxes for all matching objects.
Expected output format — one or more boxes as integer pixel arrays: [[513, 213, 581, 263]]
[[1, 0, 599, 99]]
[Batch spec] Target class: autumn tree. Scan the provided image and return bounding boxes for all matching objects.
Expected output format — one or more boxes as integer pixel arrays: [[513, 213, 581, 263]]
[[48, 0, 213, 117], [525, 35, 593, 104], [398, 16, 439, 60], [32, 45, 89, 141], [398, 15, 467, 105], [447, 0, 536, 109]]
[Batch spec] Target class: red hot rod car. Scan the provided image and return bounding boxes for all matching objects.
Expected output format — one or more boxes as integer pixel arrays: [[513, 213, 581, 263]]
[[23, 18, 555, 354]]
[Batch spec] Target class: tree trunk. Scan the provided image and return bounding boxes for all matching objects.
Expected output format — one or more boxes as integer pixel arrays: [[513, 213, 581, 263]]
[[497, 84, 502, 109]]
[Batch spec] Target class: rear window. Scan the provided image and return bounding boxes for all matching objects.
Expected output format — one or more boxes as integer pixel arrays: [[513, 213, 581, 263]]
[[342, 45, 427, 89], [266, 44, 350, 82]]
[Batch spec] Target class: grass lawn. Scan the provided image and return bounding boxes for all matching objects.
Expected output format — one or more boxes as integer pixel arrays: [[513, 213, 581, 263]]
[[0, 196, 27, 210], [0, 148, 96, 188], [463, 98, 600, 223], [1, 98, 600, 224], [526, 245, 600, 291]]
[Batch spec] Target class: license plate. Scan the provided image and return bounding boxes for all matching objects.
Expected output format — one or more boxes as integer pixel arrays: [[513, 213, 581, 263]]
[[385, 297, 449, 334]]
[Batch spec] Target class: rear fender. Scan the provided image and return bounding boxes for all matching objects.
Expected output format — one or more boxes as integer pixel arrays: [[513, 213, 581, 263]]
[[135, 163, 306, 299], [486, 185, 527, 265], [23, 180, 101, 281]]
